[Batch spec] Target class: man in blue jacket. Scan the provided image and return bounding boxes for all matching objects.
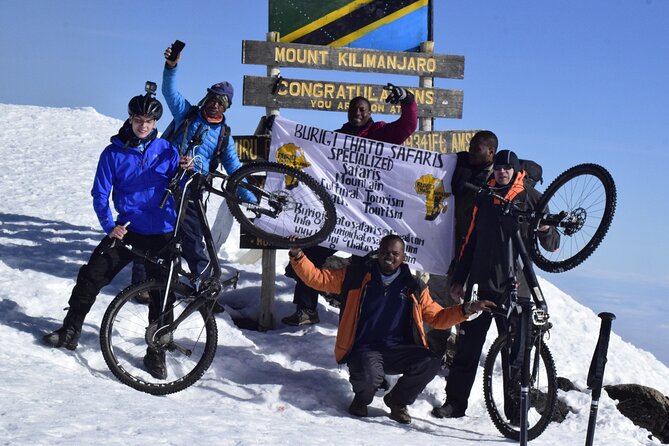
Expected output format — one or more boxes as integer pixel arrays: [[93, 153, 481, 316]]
[[44, 92, 188, 378], [160, 43, 255, 284]]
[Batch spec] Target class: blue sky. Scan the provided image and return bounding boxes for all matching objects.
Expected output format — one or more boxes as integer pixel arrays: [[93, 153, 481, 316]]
[[2, 1, 668, 365]]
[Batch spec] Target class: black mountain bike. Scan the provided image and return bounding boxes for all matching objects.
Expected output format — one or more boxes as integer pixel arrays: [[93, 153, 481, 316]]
[[99, 128, 336, 395], [470, 164, 616, 442]]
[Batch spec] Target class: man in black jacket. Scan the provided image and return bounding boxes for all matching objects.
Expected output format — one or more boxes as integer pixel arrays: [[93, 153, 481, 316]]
[[432, 149, 559, 418], [426, 130, 498, 355]]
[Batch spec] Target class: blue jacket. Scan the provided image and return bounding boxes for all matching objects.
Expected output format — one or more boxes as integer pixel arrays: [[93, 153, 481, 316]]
[[91, 129, 180, 235], [162, 66, 255, 203]]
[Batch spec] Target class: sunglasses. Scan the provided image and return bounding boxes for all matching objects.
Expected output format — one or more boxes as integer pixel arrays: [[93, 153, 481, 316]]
[[206, 94, 229, 109], [493, 164, 514, 171]]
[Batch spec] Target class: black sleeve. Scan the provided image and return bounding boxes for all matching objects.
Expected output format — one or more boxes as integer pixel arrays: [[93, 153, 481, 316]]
[[524, 186, 560, 251]]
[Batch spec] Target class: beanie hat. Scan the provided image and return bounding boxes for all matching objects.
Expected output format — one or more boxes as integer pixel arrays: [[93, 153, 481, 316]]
[[207, 81, 234, 106], [494, 149, 521, 171]]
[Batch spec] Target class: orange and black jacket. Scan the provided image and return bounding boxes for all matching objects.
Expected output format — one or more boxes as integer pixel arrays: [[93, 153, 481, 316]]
[[290, 255, 469, 363], [453, 171, 559, 298]]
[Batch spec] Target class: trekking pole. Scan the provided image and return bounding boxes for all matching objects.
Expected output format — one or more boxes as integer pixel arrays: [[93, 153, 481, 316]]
[[584, 312, 616, 446]]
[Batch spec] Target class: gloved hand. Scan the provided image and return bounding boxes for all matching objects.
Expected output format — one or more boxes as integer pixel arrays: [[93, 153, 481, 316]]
[[384, 83, 413, 104]]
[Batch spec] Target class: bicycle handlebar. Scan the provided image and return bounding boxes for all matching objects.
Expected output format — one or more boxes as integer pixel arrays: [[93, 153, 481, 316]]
[[160, 124, 206, 209], [465, 182, 571, 230]]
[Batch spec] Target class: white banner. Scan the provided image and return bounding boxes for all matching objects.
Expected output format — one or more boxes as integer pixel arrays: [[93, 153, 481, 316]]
[[266, 116, 457, 275]]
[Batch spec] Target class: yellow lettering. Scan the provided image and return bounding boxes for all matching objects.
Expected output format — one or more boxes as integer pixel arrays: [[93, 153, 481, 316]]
[[324, 83, 335, 98], [427, 58, 436, 72], [371, 103, 386, 113], [416, 58, 426, 72], [338, 52, 347, 66], [275, 47, 286, 62]]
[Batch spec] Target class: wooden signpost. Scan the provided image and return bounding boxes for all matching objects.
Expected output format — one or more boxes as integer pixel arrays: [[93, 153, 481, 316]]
[[239, 32, 471, 330]]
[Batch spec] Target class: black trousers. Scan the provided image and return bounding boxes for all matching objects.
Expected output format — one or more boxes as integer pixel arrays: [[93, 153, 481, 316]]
[[445, 292, 506, 412], [346, 345, 441, 406], [66, 231, 172, 328], [180, 200, 210, 277]]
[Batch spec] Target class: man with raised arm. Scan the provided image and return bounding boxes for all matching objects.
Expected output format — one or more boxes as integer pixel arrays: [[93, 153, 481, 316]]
[[128, 43, 256, 300], [282, 86, 418, 326], [288, 234, 496, 424]]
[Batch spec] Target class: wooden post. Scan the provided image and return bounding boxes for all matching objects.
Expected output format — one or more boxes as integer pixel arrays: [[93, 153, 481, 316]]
[[419, 41, 435, 133], [258, 31, 281, 331], [416, 40, 435, 284]]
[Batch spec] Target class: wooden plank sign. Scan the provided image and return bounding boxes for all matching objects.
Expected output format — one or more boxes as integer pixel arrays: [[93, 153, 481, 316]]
[[403, 130, 480, 153], [242, 40, 464, 79], [234, 135, 271, 162], [243, 75, 463, 119]]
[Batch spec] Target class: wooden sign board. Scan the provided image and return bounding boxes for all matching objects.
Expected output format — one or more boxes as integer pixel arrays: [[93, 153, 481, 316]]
[[234, 135, 271, 162], [242, 40, 464, 79], [239, 231, 289, 250], [403, 130, 480, 153], [243, 75, 463, 119]]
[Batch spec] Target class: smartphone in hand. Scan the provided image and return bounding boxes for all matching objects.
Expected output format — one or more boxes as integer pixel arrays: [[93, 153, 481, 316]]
[[168, 40, 186, 61]]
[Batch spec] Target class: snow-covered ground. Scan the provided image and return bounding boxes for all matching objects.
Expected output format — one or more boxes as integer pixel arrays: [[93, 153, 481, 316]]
[[1, 103, 667, 445]]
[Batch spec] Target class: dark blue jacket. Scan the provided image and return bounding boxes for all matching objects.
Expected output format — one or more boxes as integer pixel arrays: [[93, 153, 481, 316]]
[[91, 127, 180, 235]]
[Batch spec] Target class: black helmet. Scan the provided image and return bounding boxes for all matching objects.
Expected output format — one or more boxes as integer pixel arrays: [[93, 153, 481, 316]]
[[128, 94, 163, 120]]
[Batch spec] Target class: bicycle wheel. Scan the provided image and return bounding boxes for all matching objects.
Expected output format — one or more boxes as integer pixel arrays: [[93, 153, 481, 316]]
[[225, 161, 336, 248], [483, 334, 558, 441], [532, 163, 616, 273], [100, 280, 218, 396]]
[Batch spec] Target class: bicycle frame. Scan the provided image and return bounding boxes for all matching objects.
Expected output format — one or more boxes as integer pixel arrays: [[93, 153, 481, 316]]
[[120, 168, 240, 350], [487, 186, 556, 445]]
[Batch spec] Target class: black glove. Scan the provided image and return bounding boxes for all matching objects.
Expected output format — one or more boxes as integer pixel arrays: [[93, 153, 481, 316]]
[[384, 83, 412, 105]]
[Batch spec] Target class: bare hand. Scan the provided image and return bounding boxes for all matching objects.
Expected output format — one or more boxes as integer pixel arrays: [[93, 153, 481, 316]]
[[164, 47, 179, 68], [450, 283, 465, 304], [471, 299, 497, 313], [287, 235, 302, 258], [109, 224, 129, 240], [179, 155, 193, 170]]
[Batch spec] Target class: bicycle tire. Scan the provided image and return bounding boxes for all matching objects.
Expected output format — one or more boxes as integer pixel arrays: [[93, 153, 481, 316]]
[[100, 280, 218, 395], [532, 163, 616, 273], [225, 161, 336, 248], [483, 334, 558, 441]]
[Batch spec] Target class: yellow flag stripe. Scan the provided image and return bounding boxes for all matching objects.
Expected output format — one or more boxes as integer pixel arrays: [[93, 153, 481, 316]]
[[328, 0, 428, 47], [282, 0, 374, 43]]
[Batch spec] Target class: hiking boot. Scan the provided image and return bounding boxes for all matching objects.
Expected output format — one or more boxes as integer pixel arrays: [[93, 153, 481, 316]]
[[143, 348, 167, 380], [43, 325, 81, 350], [383, 393, 411, 424], [133, 291, 151, 304], [348, 398, 368, 417], [431, 402, 465, 419], [281, 308, 319, 326]]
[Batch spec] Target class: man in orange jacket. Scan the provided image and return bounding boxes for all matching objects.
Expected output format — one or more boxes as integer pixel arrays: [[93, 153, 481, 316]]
[[288, 234, 496, 424]]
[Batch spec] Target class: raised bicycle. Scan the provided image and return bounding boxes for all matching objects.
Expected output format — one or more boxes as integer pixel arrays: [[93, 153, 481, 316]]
[[99, 127, 336, 395], [469, 163, 616, 442]]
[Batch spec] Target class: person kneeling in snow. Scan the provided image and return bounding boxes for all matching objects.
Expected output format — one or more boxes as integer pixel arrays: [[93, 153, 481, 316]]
[[287, 234, 496, 424]]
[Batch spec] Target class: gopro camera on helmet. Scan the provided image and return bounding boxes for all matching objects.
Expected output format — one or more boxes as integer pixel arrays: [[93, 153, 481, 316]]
[[145, 81, 158, 96]]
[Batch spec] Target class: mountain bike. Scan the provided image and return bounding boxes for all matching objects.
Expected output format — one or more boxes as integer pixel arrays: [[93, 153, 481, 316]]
[[99, 127, 336, 395], [470, 164, 616, 442]]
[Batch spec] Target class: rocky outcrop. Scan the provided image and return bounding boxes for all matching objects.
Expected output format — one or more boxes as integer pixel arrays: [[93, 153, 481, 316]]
[[605, 383, 669, 444]]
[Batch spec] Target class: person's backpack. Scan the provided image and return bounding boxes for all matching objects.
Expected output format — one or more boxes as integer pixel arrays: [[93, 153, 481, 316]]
[[519, 158, 543, 188], [161, 105, 231, 173]]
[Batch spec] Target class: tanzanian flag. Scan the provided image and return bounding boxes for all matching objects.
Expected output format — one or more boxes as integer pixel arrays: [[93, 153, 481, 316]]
[[269, 0, 432, 52]]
